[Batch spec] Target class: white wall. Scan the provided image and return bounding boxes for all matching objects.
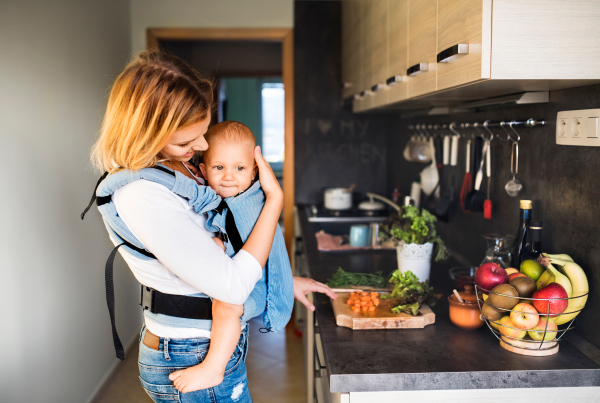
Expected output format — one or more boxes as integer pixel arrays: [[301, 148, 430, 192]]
[[131, 0, 294, 53], [0, 1, 140, 402]]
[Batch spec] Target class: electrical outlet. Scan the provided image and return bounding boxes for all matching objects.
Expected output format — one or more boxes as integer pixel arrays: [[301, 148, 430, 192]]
[[557, 109, 600, 146]]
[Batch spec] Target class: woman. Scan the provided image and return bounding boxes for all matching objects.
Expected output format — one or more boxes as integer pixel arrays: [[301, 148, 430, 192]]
[[91, 50, 335, 402]]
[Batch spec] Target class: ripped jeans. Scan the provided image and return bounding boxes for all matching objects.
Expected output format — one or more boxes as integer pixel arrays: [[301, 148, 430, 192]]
[[138, 325, 252, 403]]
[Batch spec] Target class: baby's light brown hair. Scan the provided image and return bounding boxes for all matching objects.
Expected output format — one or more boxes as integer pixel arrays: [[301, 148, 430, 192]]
[[204, 121, 256, 148]]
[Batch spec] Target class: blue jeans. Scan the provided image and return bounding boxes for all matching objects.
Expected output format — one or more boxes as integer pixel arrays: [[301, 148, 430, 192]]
[[138, 325, 252, 403]]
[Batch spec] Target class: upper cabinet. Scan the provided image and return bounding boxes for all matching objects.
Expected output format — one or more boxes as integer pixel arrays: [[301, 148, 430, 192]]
[[343, 0, 600, 112]]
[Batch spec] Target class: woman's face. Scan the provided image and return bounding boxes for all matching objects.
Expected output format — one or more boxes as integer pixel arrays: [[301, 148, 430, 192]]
[[159, 115, 211, 162]]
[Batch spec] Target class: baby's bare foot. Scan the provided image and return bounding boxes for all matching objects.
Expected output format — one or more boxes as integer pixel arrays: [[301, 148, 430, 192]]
[[169, 363, 224, 394]]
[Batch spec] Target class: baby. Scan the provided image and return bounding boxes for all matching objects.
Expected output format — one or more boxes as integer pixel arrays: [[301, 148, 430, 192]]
[[168, 121, 264, 393]]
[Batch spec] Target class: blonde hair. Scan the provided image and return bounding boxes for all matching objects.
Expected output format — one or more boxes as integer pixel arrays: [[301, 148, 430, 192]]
[[91, 50, 213, 173], [204, 121, 256, 147]]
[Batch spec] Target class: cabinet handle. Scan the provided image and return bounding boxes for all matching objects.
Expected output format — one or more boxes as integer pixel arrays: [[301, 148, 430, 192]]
[[386, 75, 402, 86], [371, 83, 386, 92], [437, 44, 469, 63], [359, 89, 374, 97], [407, 63, 429, 76]]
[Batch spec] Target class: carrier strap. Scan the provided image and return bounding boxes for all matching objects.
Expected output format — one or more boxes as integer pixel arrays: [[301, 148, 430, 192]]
[[215, 200, 244, 253], [80, 172, 109, 220], [106, 243, 126, 361]]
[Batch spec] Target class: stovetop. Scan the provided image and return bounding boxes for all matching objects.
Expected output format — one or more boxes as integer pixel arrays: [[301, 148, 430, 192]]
[[305, 204, 389, 223]]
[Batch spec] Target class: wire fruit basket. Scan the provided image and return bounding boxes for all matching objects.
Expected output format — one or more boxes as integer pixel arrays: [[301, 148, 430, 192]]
[[475, 284, 588, 356]]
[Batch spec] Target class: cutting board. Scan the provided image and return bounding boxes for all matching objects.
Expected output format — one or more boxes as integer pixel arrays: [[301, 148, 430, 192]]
[[331, 292, 435, 330]]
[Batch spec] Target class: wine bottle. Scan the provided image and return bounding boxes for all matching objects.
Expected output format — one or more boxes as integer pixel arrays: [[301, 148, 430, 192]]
[[512, 200, 532, 267], [519, 220, 543, 264]]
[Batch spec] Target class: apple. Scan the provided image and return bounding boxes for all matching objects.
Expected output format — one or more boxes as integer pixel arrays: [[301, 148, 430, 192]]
[[509, 302, 539, 330], [489, 315, 507, 331], [520, 259, 545, 281], [498, 316, 527, 339], [528, 316, 558, 342], [532, 283, 569, 316], [505, 268, 519, 276], [508, 272, 528, 281], [475, 263, 508, 294]]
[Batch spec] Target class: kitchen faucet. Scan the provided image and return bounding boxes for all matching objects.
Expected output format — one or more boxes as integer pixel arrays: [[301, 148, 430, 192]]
[[365, 192, 401, 212]]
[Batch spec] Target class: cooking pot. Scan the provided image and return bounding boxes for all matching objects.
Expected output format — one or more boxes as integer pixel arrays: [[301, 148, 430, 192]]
[[324, 187, 352, 210]]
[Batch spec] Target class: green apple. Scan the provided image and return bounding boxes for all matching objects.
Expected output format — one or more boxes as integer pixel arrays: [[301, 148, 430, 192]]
[[520, 259, 545, 282], [528, 316, 558, 342]]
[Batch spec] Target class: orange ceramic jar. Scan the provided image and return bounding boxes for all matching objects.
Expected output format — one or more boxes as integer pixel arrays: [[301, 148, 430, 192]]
[[448, 284, 485, 330]]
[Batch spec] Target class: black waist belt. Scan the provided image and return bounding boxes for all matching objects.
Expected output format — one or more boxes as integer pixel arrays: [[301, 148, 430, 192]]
[[140, 285, 213, 320]]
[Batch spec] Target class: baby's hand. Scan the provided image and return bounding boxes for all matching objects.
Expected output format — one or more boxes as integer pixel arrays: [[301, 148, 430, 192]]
[[212, 236, 225, 251]]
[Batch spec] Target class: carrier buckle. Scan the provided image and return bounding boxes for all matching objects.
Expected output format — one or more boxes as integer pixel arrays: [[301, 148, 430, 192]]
[[140, 285, 155, 312]]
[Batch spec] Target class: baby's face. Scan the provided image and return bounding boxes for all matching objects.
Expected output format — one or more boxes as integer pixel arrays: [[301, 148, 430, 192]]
[[200, 140, 257, 198]]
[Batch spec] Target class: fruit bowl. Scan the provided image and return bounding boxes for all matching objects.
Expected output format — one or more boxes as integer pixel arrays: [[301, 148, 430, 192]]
[[449, 266, 476, 291], [475, 284, 587, 356]]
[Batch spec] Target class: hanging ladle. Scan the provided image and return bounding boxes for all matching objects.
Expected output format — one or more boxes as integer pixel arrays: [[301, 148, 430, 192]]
[[503, 121, 523, 197]]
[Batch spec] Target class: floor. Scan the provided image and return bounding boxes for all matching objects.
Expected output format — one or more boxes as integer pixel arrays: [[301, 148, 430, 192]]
[[92, 317, 307, 403]]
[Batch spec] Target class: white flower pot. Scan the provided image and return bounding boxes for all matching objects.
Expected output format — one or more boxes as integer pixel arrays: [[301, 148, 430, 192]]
[[396, 242, 434, 281]]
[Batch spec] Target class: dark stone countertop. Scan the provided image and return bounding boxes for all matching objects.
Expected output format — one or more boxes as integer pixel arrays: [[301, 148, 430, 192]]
[[298, 206, 600, 393]]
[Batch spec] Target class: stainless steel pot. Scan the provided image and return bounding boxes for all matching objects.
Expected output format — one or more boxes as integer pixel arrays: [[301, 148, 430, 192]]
[[324, 188, 352, 210]]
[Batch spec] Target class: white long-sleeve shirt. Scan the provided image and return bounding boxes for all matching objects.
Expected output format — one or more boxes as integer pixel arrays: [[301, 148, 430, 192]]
[[112, 179, 262, 338]]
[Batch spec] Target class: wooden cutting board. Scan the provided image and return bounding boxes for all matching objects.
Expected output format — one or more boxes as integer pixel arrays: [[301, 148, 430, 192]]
[[331, 292, 435, 330]]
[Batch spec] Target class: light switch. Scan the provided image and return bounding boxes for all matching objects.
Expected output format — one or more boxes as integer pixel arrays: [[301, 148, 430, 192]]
[[587, 117, 599, 138]]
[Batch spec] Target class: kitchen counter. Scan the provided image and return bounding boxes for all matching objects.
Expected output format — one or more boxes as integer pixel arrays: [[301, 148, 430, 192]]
[[297, 206, 600, 394]]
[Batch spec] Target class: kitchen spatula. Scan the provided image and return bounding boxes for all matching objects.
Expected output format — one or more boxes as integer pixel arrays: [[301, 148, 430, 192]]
[[466, 139, 488, 212], [459, 139, 472, 213], [484, 141, 492, 219]]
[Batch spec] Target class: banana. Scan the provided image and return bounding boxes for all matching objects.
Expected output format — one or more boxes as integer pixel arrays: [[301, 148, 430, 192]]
[[544, 263, 573, 298], [536, 269, 555, 290], [544, 253, 574, 263], [553, 261, 589, 325]]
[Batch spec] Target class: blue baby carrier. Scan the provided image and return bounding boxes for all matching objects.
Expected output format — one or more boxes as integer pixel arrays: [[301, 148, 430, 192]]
[[81, 165, 293, 360]]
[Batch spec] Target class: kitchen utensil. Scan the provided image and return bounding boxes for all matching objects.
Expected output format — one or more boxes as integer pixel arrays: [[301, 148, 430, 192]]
[[505, 141, 523, 197], [465, 139, 488, 212], [459, 139, 472, 213], [370, 222, 379, 247], [410, 136, 432, 163], [346, 183, 356, 192], [331, 292, 435, 330], [403, 135, 416, 161], [358, 195, 386, 212], [484, 141, 492, 219], [449, 266, 476, 290], [434, 135, 452, 220], [349, 225, 370, 247], [419, 138, 439, 196], [448, 285, 484, 330], [453, 289, 465, 303], [324, 187, 352, 210]]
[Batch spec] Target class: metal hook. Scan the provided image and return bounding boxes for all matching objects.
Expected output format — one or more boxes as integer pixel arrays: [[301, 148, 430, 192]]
[[483, 120, 503, 142], [473, 122, 493, 142], [499, 121, 515, 142], [508, 121, 521, 142], [448, 122, 462, 137]]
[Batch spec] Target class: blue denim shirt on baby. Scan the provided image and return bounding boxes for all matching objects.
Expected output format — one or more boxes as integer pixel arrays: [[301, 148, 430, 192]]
[[83, 164, 294, 360]]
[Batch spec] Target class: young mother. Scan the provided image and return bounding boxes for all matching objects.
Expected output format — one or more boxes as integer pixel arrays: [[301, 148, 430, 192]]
[[91, 51, 335, 402]]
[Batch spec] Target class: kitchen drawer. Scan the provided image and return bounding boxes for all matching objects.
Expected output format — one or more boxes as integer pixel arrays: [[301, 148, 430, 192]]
[[407, 0, 437, 98], [436, 0, 492, 91]]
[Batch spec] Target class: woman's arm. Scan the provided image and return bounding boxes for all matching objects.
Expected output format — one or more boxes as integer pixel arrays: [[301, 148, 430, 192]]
[[240, 146, 284, 267]]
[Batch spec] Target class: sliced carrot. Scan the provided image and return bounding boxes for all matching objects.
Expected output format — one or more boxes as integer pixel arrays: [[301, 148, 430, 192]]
[[361, 305, 369, 311], [372, 299, 380, 306], [361, 291, 370, 297], [368, 306, 376, 312], [370, 292, 379, 298], [351, 306, 360, 313]]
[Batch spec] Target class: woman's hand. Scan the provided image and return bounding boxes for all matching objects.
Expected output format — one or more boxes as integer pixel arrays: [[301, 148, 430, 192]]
[[293, 276, 338, 311], [254, 146, 283, 202]]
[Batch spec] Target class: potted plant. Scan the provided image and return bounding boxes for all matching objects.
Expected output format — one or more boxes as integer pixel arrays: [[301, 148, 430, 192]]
[[379, 206, 448, 281]]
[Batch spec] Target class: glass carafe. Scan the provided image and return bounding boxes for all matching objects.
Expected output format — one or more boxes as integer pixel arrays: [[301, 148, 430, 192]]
[[481, 234, 515, 268]]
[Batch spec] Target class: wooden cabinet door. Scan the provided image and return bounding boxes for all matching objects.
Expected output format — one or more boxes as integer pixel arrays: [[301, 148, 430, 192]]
[[388, 0, 408, 104], [407, 0, 437, 98], [436, 0, 492, 91], [370, 0, 389, 108], [342, 0, 364, 100]]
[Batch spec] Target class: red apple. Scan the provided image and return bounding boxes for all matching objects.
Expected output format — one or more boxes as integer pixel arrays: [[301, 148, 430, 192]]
[[475, 263, 508, 294], [532, 283, 569, 316], [508, 272, 528, 281], [509, 302, 539, 330], [528, 316, 558, 342], [498, 316, 527, 339]]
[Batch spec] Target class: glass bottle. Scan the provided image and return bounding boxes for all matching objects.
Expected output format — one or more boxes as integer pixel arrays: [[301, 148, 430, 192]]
[[520, 221, 543, 264], [481, 233, 513, 268], [512, 200, 532, 267]]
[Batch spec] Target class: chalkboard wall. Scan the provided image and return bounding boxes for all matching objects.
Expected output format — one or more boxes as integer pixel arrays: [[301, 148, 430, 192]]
[[295, 0, 600, 350]]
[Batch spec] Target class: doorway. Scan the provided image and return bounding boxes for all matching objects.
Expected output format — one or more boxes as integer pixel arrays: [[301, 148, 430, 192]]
[[148, 28, 294, 254]]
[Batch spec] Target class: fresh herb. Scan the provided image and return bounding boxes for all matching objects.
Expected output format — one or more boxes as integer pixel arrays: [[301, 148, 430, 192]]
[[326, 267, 388, 288], [379, 206, 448, 261], [388, 270, 436, 316], [379, 294, 391, 299]]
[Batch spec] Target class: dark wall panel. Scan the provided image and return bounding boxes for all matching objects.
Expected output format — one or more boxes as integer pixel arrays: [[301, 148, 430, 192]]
[[294, 1, 395, 205]]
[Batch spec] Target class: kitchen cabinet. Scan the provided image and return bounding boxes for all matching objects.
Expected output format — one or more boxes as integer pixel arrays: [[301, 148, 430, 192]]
[[343, 0, 600, 112], [406, 0, 437, 98], [341, 0, 363, 100]]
